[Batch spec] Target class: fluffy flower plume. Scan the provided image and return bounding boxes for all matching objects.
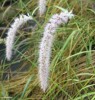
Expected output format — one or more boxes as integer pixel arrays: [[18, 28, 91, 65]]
[[39, 0, 47, 16], [38, 10, 74, 92], [6, 14, 33, 61]]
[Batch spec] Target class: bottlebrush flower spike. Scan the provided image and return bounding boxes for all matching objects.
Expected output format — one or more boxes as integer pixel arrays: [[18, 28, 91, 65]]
[[38, 9, 74, 92], [6, 14, 33, 61], [39, 0, 47, 16]]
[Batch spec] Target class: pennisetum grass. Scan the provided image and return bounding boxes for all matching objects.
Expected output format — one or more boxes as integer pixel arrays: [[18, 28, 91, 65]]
[[39, 0, 47, 16], [1, 0, 95, 99], [5, 14, 33, 61], [38, 9, 74, 92]]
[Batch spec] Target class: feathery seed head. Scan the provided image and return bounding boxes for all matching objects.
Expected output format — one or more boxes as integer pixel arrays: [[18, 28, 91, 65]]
[[6, 14, 33, 61], [38, 10, 74, 92], [39, 0, 47, 16]]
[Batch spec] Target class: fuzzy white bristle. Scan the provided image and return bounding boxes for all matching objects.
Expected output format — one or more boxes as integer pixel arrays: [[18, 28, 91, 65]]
[[6, 14, 33, 61], [39, 0, 47, 16], [38, 10, 74, 92]]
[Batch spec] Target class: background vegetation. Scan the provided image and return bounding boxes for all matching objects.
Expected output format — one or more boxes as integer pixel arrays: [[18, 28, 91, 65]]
[[0, 0, 95, 99]]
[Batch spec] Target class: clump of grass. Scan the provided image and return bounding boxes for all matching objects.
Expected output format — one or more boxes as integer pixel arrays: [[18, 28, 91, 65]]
[[0, 0, 95, 99]]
